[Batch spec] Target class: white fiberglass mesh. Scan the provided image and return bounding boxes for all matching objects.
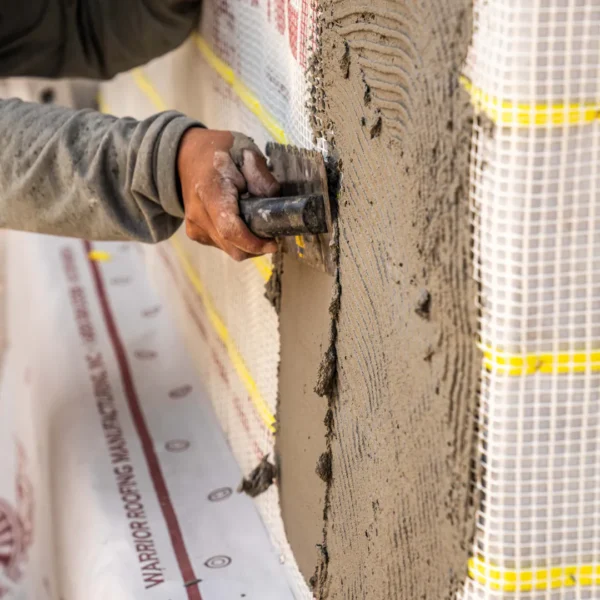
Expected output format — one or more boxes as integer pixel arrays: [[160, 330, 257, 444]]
[[198, 0, 319, 149], [462, 1, 600, 599]]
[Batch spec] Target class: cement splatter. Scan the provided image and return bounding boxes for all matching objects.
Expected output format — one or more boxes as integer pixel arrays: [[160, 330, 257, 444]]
[[238, 455, 277, 498], [264, 249, 283, 312], [315, 450, 333, 483], [415, 288, 432, 319]]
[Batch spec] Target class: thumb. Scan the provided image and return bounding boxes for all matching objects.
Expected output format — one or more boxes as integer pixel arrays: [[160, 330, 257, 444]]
[[241, 149, 281, 197], [228, 132, 280, 197]]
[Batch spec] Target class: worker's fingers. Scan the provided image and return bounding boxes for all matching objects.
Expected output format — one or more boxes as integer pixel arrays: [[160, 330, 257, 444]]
[[177, 128, 278, 260], [184, 220, 217, 248], [227, 131, 280, 197], [214, 212, 277, 258], [213, 151, 246, 192], [218, 239, 254, 262], [184, 202, 224, 252], [241, 149, 281, 197], [205, 190, 278, 256], [205, 154, 278, 256], [228, 131, 263, 166], [186, 216, 252, 261]]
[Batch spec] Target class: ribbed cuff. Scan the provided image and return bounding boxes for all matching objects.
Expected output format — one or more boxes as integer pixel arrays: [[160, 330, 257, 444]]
[[156, 114, 204, 219]]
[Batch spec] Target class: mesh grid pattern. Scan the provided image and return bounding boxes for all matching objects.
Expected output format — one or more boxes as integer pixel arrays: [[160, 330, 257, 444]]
[[462, 1, 600, 599], [197, 0, 318, 148]]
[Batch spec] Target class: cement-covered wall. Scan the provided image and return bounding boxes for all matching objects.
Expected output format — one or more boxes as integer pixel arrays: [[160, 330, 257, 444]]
[[285, 1, 481, 597]]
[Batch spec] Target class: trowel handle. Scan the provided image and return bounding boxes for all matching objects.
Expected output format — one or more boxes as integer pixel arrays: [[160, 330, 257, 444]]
[[239, 194, 328, 239]]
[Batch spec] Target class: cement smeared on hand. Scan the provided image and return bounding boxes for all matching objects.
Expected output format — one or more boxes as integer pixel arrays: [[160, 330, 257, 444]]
[[237, 455, 277, 498], [227, 131, 261, 167], [264, 250, 283, 312]]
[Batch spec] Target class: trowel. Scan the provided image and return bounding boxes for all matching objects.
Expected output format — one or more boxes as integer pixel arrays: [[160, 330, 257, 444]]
[[239, 143, 335, 275]]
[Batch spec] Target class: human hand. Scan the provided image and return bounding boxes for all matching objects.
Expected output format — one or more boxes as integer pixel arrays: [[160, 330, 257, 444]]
[[177, 129, 280, 261]]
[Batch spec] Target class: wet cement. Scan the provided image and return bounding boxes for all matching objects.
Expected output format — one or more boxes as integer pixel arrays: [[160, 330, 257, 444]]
[[276, 253, 330, 585], [302, 0, 480, 598]]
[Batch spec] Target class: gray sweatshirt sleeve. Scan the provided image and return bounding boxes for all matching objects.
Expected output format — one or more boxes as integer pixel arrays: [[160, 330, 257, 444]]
[[0, 0, 201, 79], [0, 0, 203, 242], [0, 99, 200, 242]]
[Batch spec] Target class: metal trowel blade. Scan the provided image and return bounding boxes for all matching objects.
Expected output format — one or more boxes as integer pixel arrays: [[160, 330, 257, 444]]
[[266, 142, 335, 276]]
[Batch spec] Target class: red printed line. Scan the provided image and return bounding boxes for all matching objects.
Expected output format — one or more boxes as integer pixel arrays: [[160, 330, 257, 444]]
[[231, 396, 264, 460], [299, 0, 309, 69], [275, 0, 285, 34], [211, 349, 231, 386], [210, 351, 263, 461], [157, 248, 211, 345], [204, 347, 262, 458], [157, 246, 272, 440], [84, 241, 202, 600]]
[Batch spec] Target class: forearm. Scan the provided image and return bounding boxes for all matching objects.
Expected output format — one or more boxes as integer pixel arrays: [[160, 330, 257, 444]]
[[0, 98, 200, 242]]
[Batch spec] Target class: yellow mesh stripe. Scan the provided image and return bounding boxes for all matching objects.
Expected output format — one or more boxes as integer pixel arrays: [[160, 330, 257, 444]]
[[193, 34, 288, 144], [469, 557, 600, 592], [461, 76, 600, 126], [480, 343, 600, 376], [131, 69, 168, 111], [251, 256, 273, 282]]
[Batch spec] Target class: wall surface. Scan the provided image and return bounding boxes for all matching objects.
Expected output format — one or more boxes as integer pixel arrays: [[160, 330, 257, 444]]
[[305, 1, 480, 598], [277, 254, 331, 584]]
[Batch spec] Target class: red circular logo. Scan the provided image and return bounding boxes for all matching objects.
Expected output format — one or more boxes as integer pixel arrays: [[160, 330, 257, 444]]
[[165, 440, 191, 453], [0, 500, 25, 582], [208, 487, 233, 502], [204, 555, 231, 569], [0, 442, 35, 595]]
